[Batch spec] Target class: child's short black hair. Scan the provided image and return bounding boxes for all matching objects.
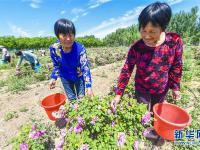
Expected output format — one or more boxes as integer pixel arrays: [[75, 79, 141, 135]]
[[54, 18, 76, 38], [138, 2, 172, 31], [15, 51, 22, 56]]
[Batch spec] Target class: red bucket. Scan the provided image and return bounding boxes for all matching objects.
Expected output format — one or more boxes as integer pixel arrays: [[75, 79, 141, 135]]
[[41, 93, 66, 121], [153, 103, 192, 140]]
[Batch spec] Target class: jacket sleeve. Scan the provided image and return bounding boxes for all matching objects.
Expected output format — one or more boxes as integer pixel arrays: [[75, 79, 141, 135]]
[[80, 46, 92, 88], [49, 46, 60, 80], [168, 37, 183, 91], [115, 47, 137, 96], [16, 56, 23, 67]]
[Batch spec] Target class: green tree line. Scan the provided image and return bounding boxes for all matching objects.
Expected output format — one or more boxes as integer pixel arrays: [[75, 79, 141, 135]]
[[167, 6, 200, 45], [0, 7, 199, 49], [0, 36, 105, 50]]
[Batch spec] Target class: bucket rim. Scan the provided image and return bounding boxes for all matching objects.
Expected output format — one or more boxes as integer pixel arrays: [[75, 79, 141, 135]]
[[41, 93, 66, 109], [153, 103, 192, 127]]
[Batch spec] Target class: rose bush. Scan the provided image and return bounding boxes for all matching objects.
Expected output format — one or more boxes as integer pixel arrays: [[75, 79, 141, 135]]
[[61, 96, 148, 149], [11, 123, 49, 150], [11, 95, 150, 150]]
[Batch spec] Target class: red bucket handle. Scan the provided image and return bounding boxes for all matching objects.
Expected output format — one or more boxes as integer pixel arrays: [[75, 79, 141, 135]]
[[186, 114, 192, 126]]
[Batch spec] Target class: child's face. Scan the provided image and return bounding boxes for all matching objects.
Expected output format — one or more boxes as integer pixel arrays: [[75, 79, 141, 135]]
[[58, 33, 75, 49], [140, 22, 163, 46]]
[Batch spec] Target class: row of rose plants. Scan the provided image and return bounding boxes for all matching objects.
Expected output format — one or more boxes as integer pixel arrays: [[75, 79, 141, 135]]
[[11, 94, 152, 150]]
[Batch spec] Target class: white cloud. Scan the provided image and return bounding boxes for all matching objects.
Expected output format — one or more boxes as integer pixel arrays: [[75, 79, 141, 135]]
[[78, 6, 144, 38], [30, 2, 39, 8], [70, 8, 89, 22], [166, 0, 183, 5], [72, 16, 79, 22], [82, 12, 89, 16], [63, 0, 111, 22], [62, 0, 111, 22], [88, 0, 112, 9], [71, 8, 85, 15], [60, 10, 66, 15], [8, 24, 29, 37], [22, 0, 42, 9], [89, 4, 99, 9]]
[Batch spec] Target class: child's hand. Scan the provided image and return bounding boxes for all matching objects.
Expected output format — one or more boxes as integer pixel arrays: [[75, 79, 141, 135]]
[[172, 90, 181, 100], [49, 79, 56, 89], [86, 88, 94, 96]]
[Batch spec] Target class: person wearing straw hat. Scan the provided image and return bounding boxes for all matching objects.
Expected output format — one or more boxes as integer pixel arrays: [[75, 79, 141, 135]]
[[49, 18, 93, 101]]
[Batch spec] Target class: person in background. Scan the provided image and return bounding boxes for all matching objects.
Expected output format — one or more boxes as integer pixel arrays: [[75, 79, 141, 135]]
[[15, 50, 40, 73], [39, 49, 46, 56], [49, 18, 93, 101], [1, 46, 11, 63]]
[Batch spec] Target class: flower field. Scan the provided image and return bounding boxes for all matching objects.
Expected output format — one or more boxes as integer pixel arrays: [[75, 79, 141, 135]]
[[0, 46, 200, 150]]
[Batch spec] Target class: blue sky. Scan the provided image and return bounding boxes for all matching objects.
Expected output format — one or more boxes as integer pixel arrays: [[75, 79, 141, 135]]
[[0, 0, 200, 38]]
